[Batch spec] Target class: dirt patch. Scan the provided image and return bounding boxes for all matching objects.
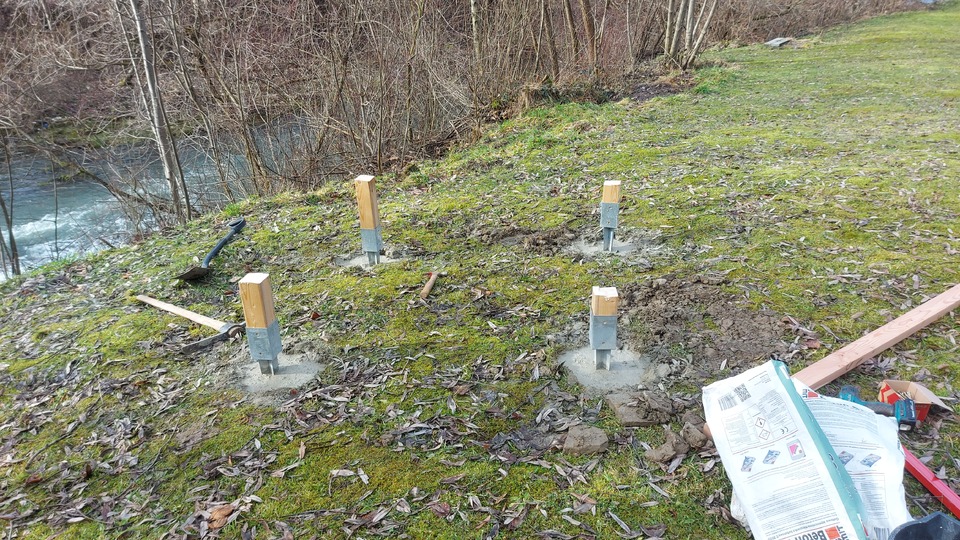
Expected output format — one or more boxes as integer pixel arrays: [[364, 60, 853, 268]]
[[612, 66, 695, 104], [619, 276, 788, 384], [471, 224, 675, 266], [555, 276, 790, 393], [334, 253, 405, 268], [471, 225, 577, 254], [560, 347, 664, 396], [565, 228, 672, 268], [333, 243, 419, 268], [214, 338, 330, 404], [629, 82, 682, 103]]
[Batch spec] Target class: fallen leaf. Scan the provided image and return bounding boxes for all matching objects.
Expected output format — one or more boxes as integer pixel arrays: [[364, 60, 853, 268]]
[[428, 501, 451, 517], [24, 473, 43, 485], [209, 504, 234, 529], [440, 473, 466, 485]]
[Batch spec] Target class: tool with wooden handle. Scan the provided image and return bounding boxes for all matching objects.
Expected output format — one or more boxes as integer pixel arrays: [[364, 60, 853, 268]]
[[136, 295, 245, 352]]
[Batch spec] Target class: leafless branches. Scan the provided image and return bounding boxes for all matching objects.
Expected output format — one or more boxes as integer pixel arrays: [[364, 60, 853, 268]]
[[0, 0, 915, 230]]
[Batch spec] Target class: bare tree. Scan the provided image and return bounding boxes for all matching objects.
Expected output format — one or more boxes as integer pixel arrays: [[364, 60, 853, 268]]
[[115, 0, 192, 223], [0, 133, 20, 277], [664, 0, 720, 69]]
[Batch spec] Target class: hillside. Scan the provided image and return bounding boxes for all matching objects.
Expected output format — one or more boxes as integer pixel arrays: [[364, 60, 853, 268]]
[[1, 3, 959, 538]]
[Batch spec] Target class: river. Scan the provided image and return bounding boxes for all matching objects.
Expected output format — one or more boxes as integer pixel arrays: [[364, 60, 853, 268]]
[[1, 152, 130, 278], [0, 143, 234, 280], [1, 118, 321, 280]]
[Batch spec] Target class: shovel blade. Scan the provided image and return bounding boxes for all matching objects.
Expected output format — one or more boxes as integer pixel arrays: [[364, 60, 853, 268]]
[[176, 266, 210, 281]]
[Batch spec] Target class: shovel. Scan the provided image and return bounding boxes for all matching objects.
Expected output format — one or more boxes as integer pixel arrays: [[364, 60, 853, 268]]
[[136, 295, 245, 352], [176, 217, 246, 281]]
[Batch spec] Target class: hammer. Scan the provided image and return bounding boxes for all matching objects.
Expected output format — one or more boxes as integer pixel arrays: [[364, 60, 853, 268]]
[[136, 295, 245, 353]]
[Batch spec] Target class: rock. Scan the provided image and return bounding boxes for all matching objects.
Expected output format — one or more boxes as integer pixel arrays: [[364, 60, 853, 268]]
[[764, 37, 792, 48], [644, 427, 690, 463], [680, 410, 705, 427], [606, 391, 674, 427], [563, 425, 609, 455], [681, 422, 708, 449]]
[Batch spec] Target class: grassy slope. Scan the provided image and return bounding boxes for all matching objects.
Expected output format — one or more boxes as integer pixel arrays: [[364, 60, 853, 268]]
[[2, 3, 959, 538]]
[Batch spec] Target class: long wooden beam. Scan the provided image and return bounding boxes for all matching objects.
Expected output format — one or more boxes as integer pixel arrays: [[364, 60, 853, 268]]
[[794, 283, 960, 390]]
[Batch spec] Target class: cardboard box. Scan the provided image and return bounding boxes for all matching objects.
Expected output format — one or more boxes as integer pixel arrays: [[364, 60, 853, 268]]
[[878, 380, 952, 422]]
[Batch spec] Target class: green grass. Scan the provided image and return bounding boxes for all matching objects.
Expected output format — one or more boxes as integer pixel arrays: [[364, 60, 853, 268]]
[[2, 2, 960, 537]]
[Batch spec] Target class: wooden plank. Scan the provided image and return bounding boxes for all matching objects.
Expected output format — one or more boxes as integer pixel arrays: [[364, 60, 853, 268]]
[[591, 286, 619, 316], [420, 272, 439, 300], [354, 174, 380, 229], [136, 295, 227, 331], [601, 180, 621, 204], [239, 273, 277, 329], [794, 282, 960, 390]]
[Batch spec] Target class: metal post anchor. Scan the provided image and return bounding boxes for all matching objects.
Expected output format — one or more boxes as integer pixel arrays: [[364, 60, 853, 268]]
[[360, 227, 383, 266], [594, 348, 612, 370], [589, 314, 617, 370], [248, 320, 282, 375], [600, 202, 619, 252], [602, 227, 615, 251]]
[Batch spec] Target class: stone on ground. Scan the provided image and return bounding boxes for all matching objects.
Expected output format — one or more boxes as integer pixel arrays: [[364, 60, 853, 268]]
[[563, 425, 609, 455]]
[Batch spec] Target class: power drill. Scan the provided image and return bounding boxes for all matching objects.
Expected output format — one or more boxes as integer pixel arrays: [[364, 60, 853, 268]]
[[838, 385, 918, 432]]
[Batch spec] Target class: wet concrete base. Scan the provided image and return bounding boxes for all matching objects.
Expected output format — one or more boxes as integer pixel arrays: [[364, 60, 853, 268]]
[[240, 351, 325, 400], [559, 346, 669, 396], [565, 238, 637, 257], [334, 253, 404, 268]]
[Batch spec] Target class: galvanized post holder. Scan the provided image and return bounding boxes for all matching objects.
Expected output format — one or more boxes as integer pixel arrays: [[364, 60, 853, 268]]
[[590, 315, 617, 370], [600, 202, 619, 251], [360, 227, 383, 265], [248, 319, 282, 374]]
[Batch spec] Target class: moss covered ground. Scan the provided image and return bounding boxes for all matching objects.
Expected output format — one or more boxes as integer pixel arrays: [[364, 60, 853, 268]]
[[2, 2, 960, 538]]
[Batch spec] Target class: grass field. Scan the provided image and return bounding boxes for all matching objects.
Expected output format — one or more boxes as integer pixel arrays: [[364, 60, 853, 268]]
[[1, 2, 959, 538]]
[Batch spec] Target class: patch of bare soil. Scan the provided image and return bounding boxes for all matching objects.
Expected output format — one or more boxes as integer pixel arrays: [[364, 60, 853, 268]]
[[471, 225, 578, 254], [612, 65, 696, 104], [619, 276, 789, 385], [209, 337, 330, 404], [552, 276, 791, 391], [566, 228, 674, 269]]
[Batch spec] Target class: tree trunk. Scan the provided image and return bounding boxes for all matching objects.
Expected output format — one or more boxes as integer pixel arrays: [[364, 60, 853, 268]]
[[562, 0, 580, 60], [164, 0, 234, 204], [470, 0, 481, 66], [688, 0, 720, 68], [0, 135, 20, 276], [126, 0, 191, 223], [668, 0, 686, 61], [577, 0, 597, 76], [541, 0, 560, 79]]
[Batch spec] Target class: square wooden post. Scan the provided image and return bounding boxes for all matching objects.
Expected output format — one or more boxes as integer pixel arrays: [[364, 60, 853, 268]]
[[240, 273, 281, 374], [590, 286, 618, 370], [600, 180, 621, 251], [355, 175, 383, 265]]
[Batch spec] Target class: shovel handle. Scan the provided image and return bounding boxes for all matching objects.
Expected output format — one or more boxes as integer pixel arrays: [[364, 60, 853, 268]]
[[136, 295, 229, 332], [201, 217, 246, 268]]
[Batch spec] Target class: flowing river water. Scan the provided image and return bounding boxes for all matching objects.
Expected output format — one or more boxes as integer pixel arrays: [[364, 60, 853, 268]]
[[0, 144, 236, 280], [2, 153, 130, 277], [3, 120, 317, 280]]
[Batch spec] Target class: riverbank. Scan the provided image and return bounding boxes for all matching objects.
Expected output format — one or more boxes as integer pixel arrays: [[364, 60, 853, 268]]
[[1, 3, 959, 538]]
